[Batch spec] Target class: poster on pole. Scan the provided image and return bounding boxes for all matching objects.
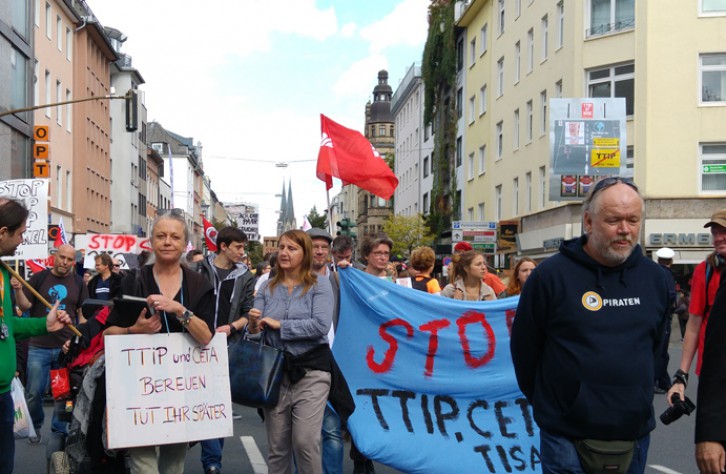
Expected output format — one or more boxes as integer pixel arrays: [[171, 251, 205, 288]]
[[548, 98, 629, 201], [105, 333, 233, 449], [83, 234, 152, 268], [0, 179, 49, 260], [239, 212, 259, 241]]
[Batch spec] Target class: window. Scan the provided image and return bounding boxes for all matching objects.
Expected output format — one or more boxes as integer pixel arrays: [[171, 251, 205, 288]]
[[540, 90, 548, 134], [480, 84, 488, 115], [468, 153, 475, 180], [469, 96, 476, 123], [513, 109, 520, 149], [431, 152, 435, 174], [456, 88, 463, 118], [496, 121, 504, 159], [701, 0, 726, 13], [33, 62, 39, 106], [589, 0, 635, 37], [423, 192, 429, 215], [513, 178, 520, 215], [527, 29, 534, 72], [539, 166, 546, 208], [557, 2, 565, 48], [495, 185, 503, 221], [526, 171, 532, 212], [588, 63, 635, 115], [66, 89, 72, 131], [56, 165, 62, 208], [516, 0, 522, 18], [56, 80, 62, 125], [456, 137, 463, 167], [467, 207, 475, 221], [701, 144, 726, 191], [44, 70, 51, 117], [470, 37, 477, 67], [526, 100, 534, 142], [457, 38, 464, 72], [378, 125, 386, 136], [515, 41, 521, 83], [66, 170, 72, 211], [481, 23, 488, 55], [57, 15, 62, 50], [541, 15, 549, 61], [478, 203, 485, 220], [66, 27, 72, 61], [556, 79, 563, 98], [34, 0, 40, 26], [498, 0, 505, 34], [479, 145, 487, 175], [45, 2, 51, 39], [497, 57, 505, 96], [423, 157, 429, 177], [701, 54, 726, 103]]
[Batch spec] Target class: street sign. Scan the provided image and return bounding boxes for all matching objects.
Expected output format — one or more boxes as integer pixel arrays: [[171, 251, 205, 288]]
[[470, 242, 496, 254], [451, 221, 496, 230], [33, 144, 49, 159], [33, 125, 49, 141], [703, 164, 726, 174], [33, 161, 49, 178]]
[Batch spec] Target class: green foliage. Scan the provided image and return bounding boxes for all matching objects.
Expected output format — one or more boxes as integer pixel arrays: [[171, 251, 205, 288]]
[[422, 1, 456, 126], [383, 214, 435, 257], [307, 206, 328, 229], [246, 240, 263, 266]]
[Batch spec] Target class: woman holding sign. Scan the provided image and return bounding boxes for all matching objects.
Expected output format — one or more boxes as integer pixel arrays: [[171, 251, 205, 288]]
[[247, 229, 335, 474], [440, 250, 497, 301], [104, 209, 214, 474]]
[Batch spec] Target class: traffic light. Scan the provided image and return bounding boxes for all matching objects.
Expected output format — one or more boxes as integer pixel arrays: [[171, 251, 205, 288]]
[[336, 218, 356, 238], [125, 88, 139, 132]]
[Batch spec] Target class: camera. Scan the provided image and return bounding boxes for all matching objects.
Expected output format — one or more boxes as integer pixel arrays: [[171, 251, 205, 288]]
[[660, 393, 695, 425]]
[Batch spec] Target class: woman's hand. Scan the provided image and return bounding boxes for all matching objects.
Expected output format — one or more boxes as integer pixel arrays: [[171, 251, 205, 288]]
[[46, 300, 71, 332], [259, 317, 281, 331], [130, 310, 162, 334], [248, 308, 262, 334], [146, 294, 184, 316]]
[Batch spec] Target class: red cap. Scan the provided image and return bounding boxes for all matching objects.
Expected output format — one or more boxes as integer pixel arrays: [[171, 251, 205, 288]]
[[454, 242, 473, 252]]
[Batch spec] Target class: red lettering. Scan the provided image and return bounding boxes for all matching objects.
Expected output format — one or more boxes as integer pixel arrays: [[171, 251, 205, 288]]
[[419, 319, 451, 377], [457, 310, 496, 368], [138, 238, 152, 251], [366, 319, 414, 374], [505, 309, 516, 336], [88, 234, 101, 249], [99, 235, 113, 248]]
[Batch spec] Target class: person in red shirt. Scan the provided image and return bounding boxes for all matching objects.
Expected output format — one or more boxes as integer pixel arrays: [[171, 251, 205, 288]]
[[669, 209, 726, 405]]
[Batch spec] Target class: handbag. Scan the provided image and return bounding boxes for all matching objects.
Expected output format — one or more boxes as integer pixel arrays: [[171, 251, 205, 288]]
[[50, 367, 72, 400], [11, 377, 37, 439], [228, 331, 285, 408], [574, 439, 635, 474]]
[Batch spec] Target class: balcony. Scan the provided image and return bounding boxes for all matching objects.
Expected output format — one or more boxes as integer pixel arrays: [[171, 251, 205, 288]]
[[586, 18, 635, 38]]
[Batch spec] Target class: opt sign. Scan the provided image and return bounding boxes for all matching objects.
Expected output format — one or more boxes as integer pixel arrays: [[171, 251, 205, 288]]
[[33, 125, 50, 178]]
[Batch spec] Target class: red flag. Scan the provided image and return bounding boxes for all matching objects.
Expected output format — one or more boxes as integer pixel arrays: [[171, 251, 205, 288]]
[[54, 217, 68, 248], [201, 216, 218, 252], [26, 257, 52, 274], [316, 114, 398, 200]]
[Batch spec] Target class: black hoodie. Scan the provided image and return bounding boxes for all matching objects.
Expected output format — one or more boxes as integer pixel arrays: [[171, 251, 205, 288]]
[[511, 236, 671, 440]]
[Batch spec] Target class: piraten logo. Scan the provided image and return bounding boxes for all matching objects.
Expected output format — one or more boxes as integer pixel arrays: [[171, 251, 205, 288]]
[[582, 291, 602, 311]]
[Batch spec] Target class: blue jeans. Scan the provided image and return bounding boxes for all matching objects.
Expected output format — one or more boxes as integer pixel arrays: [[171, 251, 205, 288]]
[[0, 392, 14, 474], [200, 438, 224, 470], [26, 346, 66, 434], [322, 404, 343, 474], [540, 429, 650, 474]]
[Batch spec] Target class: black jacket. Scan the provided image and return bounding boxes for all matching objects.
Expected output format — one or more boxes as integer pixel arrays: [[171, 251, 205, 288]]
[[511, 236, 672, 440], [197, 255, 255, 329], [87, 272, 123, 301]]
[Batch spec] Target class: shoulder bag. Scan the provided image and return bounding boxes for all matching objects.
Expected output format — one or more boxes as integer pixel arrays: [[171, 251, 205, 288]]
[[228, 330, 285, 408]]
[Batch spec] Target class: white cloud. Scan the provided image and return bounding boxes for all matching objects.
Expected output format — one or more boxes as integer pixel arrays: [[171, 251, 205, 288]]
[[359, 0, 430, 54], [340, 22, 357, 38], [331, 54, 389, 103]]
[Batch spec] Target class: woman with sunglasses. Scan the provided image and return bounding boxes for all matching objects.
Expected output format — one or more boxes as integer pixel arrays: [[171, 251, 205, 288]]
[[104, 209, 214, 474], [247, 229, 337, 474], [440, 250, 497, 301]]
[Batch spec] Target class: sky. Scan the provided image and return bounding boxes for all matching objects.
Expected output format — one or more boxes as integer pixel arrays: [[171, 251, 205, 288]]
[[89, 0, 431, 238]]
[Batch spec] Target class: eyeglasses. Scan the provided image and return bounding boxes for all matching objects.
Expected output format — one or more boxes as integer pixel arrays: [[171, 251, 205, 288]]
[[112, 264, 121, 268], [157, 208, 184, 217], [371, 251, 390, 257]]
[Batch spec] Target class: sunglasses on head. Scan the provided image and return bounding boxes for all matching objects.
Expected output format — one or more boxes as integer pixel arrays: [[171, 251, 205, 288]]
[[157, 208, 184, 217], [589, 177, 639, 197]]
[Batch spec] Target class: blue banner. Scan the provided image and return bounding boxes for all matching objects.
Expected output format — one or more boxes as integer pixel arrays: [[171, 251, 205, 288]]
[[334, 268, 540, 474]]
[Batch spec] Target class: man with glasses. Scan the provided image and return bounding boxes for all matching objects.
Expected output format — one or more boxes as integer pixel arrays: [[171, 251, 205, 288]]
[[195, 226, 254, 474], [15, 243, 88, 445], [511, 178, 672, 473]]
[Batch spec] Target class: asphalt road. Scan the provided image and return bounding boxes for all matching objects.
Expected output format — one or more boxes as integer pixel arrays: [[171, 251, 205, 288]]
[[15, 319, 702, 473]]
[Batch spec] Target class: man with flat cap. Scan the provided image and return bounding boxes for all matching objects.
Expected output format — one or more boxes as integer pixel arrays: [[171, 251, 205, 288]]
[[668, 209, 726, 405]]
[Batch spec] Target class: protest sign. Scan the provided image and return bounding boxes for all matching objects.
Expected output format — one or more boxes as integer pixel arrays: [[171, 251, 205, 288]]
[[83, 234, 152, 268], [0, 179, 49, 260], [335, 269, 539, 474], [105, 333, 233, 449]]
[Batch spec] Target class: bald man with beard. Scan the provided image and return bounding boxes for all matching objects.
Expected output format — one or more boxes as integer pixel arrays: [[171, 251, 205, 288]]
[[15, 243, 88, 443]]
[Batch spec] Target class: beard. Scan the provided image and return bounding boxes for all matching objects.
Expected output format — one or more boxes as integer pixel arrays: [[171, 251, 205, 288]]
[[588, 233, 636, 266]]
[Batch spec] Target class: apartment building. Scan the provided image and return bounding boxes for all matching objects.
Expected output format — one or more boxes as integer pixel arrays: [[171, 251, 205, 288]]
[[456, 0, 726, 274]]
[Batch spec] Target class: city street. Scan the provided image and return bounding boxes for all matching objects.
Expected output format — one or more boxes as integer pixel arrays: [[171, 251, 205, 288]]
[[15, 319, 700, 473]]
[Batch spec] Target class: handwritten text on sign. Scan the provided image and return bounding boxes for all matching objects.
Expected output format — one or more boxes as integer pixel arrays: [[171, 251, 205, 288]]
[[0, 179, 49, 260], [335, 269, 539, 473], [105, 333, 232, 449], [83, 233, 152, 269]]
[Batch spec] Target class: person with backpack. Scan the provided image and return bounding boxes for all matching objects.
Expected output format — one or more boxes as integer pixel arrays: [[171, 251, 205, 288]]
[[410, 246, 442, 294], [669, 209, 726, 405], [14, 243, 88, 444], [195, 226, 255, 474]]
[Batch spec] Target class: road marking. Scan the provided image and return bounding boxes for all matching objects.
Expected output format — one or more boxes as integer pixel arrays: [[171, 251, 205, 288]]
[[649, 465, 683, 474], [240, 435, 268, 474]]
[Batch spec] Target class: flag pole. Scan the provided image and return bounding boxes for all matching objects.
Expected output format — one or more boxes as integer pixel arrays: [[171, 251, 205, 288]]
[[326, 188, 333, 237]]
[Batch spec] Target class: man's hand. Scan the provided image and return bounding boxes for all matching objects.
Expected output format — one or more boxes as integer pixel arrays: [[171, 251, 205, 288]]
[[666, 383, 685, 407], [46, 301, 71, 332], [10, 277, 22, 290], [696, 441, 726, 474]]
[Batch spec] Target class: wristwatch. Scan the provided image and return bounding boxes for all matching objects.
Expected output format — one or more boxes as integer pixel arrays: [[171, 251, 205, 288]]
[[177, 309, 193, 327]]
